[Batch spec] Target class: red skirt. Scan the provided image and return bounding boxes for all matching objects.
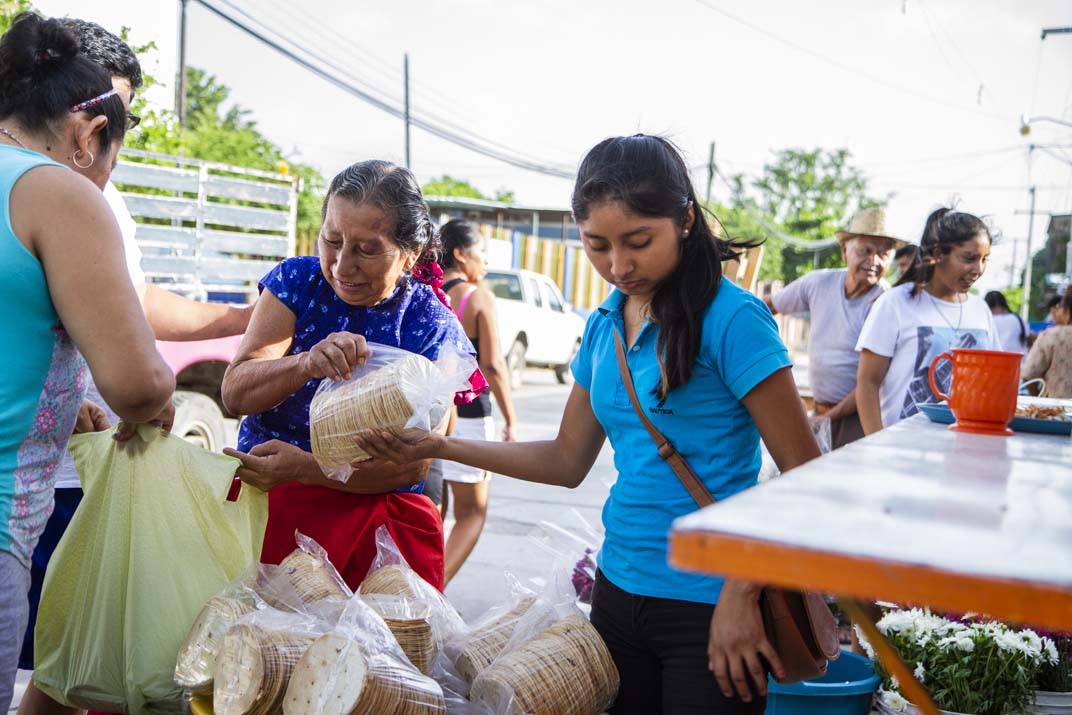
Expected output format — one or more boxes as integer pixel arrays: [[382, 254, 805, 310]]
[[260, 482, 445, 592]]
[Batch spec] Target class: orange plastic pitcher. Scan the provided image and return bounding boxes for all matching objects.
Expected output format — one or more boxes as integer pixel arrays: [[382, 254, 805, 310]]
[[928, 348, 1021, 436]]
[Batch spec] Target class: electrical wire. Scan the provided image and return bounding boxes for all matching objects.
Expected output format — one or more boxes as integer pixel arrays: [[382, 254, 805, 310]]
[[691, 0, 1012, 123], [191, 0, 576, 179], [234, 0, 579, 168]]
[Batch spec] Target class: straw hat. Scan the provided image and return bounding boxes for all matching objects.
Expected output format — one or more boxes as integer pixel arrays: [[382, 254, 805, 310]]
[[835, 207, 905, 250]]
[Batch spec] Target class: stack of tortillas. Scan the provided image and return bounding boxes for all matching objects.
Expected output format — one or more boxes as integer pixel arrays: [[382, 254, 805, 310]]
[[453, 597, 537, 683], [360, 565, 464, 648], [175, 596, 255, 694], [214, 624, 315, 715], [365, 597, 435, 676], [283, 633, 445, 715], [279, 550, 350, 603], [310, 352, 438, 473], [469, 614, 619, 715], [360, 565, 416, 598]]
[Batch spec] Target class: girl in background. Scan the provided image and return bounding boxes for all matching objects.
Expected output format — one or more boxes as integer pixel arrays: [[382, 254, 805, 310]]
[[857, 208, 999, 434], [437, 219, 518, 585]]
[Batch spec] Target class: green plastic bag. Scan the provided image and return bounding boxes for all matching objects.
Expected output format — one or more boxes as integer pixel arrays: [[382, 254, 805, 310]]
[[33, 425, 268, 714]]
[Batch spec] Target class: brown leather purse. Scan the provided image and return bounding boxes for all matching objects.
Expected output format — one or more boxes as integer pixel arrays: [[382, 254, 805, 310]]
[[613, 333, 840, 684]]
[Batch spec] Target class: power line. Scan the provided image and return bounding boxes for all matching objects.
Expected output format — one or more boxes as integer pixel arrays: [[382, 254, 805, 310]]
[[691, 0, 1012, 123], [249, 0, 562, 163], [191, 0, 576, 179], [917, 0, 999, 107]]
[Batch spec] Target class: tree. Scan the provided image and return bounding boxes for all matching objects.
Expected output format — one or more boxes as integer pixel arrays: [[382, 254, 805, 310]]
[[1, 4, 324, 237], [0, 0, 31, 34], [422, 175, 516, 204], [129, 66, 324, 236], [422, 175, 486, 200], [727, 148, 890, 283]]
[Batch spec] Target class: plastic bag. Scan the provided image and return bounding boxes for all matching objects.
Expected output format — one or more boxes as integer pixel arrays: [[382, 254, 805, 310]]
[[175, 532, 349, 695], [278, 530, 353, 603], [810, 414, 832, 454], [359, 525, 466, 646], [310, 341, 479, 481], [283, 596, 447, 715], [445, 574, 538, 685], [468, 570, 619, 715], [527, 512, 603, 607], [33, 425, 268, 714], [214, 606, 331, 715]]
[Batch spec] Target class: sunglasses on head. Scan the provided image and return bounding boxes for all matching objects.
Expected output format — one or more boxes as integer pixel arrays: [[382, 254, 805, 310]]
[[70, 88, 141, 132]]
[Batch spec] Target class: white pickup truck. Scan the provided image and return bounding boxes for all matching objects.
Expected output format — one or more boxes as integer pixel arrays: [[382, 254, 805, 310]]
[[483, 268, 587, 387]]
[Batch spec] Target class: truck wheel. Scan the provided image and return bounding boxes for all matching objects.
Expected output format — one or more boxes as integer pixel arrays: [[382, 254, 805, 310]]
[[554, 340, 581, 384], [507, 340, 527, 390], [172, 391, 227, 452]]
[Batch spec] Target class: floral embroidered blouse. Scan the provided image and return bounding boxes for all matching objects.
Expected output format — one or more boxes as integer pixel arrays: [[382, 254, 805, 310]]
[[1023, 325, 1072, 399], [237, 256, 481, 492]]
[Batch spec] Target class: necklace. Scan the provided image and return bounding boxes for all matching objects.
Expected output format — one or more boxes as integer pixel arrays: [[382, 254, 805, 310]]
[[0, 127, 25, 148], [926, 290, 965, 338]]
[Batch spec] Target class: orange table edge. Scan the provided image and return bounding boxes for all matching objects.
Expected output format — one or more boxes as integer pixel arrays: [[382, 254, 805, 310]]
[[670, 529, 1072, 631]]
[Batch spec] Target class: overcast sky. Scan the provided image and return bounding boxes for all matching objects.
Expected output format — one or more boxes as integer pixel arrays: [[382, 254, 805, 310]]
[[35, 0, 1072, 292]]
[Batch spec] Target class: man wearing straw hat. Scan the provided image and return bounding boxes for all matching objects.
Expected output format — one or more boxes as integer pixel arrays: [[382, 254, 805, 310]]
[[765, 207, 904, 448]]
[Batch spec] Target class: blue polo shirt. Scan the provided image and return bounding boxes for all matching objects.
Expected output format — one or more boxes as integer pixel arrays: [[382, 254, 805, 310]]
[[573, 281, 791, 604]]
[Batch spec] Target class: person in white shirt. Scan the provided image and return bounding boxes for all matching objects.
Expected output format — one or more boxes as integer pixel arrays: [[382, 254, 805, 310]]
[[765, 207, 902, 448], [856, 208, 1000, 434], [984, 291, 1028, 355]]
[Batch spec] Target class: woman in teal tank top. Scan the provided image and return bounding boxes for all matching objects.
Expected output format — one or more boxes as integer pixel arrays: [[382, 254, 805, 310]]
[[0, 14, 174, 711]]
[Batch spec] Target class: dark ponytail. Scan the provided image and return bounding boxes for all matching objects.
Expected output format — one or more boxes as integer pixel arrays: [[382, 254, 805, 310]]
[[437, 219, 481, 270], [895, 207, 992, 298], [321, 160, 449, 306], [571, 134, 761, 401], [984, 290, 1026, 346], [0, 12, 127, 152]]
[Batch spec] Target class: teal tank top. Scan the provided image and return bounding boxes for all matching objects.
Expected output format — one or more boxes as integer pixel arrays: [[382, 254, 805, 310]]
[[0, 145, 88, 566]]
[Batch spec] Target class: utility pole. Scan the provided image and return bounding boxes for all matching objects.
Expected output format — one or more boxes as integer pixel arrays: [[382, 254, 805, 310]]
[[176, 0, 189, 127], [704, 141, 716, 206], [1008, 237, 1019, 289], [1041, 26, 1072, 39], [1021, 152, 1037, 325], [403, 53, 411, 169]]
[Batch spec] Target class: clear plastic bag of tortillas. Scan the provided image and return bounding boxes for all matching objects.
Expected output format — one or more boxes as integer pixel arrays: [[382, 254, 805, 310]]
[[310, 342, 477, 482]]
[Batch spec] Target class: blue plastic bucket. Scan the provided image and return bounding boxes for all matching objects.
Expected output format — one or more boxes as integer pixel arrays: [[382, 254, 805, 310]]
[[765, 651, 880, 715]]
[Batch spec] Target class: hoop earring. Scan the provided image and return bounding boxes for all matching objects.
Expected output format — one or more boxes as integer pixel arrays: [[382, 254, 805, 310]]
[[73, 150, 94, 169]]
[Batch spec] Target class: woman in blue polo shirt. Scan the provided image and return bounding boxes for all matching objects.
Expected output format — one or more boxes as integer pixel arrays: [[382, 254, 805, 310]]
[[357, 135, 821, 714]]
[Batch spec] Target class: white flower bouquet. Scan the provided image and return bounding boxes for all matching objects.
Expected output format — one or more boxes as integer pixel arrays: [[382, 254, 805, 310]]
[[858, 608, 1059, 715]]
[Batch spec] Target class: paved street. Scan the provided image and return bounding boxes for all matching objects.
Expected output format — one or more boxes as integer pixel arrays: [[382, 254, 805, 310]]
[[443, 369, 612, 621]]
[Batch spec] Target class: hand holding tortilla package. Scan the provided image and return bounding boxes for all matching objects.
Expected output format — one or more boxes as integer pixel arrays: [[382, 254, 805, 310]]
[[310, 342, 478, 481]]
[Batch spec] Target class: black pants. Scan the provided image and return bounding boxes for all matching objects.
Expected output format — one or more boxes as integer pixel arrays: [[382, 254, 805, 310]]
[[590, 570, 766, 715]]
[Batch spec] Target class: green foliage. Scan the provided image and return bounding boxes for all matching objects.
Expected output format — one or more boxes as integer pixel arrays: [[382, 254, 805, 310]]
[[1000, 287, 1023, 315], [0, 0, 32, 35], [128, 66, 324, 235], [707, 201, 785, 283], [729, 148, 889, 283], [422, 175, 516, 205], [1027, 247, 1049, 322], [866, 609, 1048, 715], [1037, 633, 1072, 692], [422, 175, 488, 200]]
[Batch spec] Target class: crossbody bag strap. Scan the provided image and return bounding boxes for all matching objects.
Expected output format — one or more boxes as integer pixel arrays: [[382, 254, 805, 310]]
[[613, 332, 716, 509]]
